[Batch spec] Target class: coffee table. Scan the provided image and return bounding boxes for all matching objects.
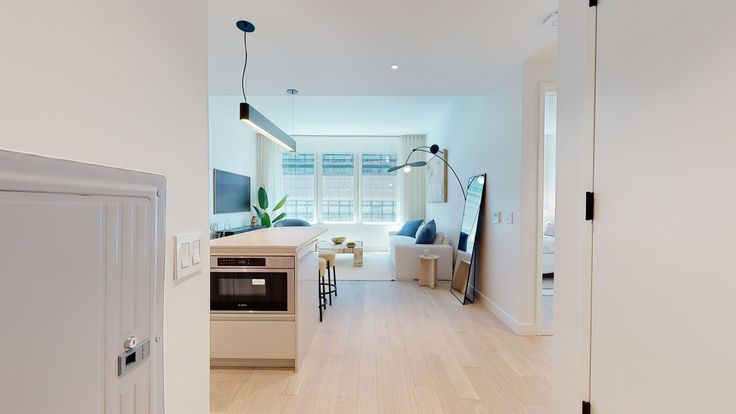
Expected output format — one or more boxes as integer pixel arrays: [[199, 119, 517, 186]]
[[317, 240, 364, 267]]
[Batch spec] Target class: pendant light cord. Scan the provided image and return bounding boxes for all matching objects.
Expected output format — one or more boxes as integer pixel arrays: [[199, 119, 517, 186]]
[[241, 30, 248, 103]]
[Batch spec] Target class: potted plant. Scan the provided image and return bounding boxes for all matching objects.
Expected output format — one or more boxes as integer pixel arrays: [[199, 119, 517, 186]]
[[252, 187, 288, 227]]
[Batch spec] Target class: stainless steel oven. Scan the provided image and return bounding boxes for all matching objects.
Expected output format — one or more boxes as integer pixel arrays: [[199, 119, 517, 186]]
[[210, 256, 294, 313]]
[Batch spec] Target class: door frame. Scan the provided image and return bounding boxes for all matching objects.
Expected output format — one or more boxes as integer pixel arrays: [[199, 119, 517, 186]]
[[535, 82, 558, 336]]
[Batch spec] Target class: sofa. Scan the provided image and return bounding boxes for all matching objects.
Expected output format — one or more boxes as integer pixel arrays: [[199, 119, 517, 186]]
[[389, 231, 454, 281]]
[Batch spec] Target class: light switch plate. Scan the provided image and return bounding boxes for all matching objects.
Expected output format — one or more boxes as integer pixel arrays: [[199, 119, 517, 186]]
[[174, 232, 202, 280], [505, 211, 514, 224], [191, 240, 201, 265], [492, 211, 501, 224], [179, 242, 191, 269]]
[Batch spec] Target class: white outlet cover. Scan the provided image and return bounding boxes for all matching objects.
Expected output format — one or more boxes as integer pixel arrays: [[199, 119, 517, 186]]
[[174, 232, 202, 280]]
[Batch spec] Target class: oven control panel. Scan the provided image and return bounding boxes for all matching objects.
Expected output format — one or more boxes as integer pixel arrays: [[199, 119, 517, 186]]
[[217, 257, 266, 267], [211, 255, 295, 269]]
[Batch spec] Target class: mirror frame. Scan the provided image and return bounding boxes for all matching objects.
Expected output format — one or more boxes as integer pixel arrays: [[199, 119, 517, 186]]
[[451, 173, 487, 305]]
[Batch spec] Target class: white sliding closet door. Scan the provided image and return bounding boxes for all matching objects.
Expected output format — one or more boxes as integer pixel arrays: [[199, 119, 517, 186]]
[[590, 1, 736, 412]]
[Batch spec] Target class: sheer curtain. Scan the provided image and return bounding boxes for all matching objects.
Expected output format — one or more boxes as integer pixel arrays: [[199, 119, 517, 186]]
[[399, 134, 426, 222], [256, 134, 285, 205]]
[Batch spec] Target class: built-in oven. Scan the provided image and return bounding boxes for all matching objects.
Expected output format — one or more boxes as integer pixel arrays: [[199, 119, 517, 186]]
[[210, 256, 295, 313]]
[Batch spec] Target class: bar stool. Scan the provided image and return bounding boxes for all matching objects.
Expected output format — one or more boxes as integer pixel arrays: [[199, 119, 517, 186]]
[[318, 250, 337, 304], [318, 257, 328, 322]]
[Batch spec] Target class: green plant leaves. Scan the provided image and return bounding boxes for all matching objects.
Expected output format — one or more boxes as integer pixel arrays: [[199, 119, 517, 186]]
[[254, 187, 288, 227], [252, 205, 264, 219], [258, 187, 269, 209], [261, 212, 271, 227], [273, 195, 288, 211]]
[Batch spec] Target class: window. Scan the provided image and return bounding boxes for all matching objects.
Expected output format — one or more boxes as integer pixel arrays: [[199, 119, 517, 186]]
[[281, 151, 399, 224], [361, 154, 397, 223], [282, 153, 315, 222], [321, 154, 355, 222]]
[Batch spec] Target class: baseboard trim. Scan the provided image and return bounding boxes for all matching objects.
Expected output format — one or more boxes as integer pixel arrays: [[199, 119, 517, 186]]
[[210, 358, 295, 368], [474, 289, 537, 336]]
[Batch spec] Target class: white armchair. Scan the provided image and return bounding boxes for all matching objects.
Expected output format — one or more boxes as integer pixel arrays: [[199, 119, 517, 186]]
[[389, 232, 454, 281]]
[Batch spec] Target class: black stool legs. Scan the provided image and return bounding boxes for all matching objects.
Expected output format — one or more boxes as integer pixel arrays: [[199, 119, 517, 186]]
[[333, 264, 337, 296], [318, 270, 327, 322]]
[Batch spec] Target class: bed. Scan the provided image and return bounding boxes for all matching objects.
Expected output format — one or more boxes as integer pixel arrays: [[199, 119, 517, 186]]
[[542, 221, 555, 276]]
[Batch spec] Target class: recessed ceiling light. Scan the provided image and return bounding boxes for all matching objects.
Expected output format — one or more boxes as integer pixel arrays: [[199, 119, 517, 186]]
[[390, 64, 399, 70]]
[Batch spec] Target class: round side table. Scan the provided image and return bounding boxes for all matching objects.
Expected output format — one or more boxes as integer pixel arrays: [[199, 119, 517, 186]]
[[418, 254, 440, 289]]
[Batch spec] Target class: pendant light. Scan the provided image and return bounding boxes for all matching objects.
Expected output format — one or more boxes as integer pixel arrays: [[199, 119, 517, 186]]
[[287, 88, 298, 136], [236, 20, 296, 152]]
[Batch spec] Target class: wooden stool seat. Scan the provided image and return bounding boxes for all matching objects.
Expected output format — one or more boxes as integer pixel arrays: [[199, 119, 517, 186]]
[[318, 249, 337, 303]]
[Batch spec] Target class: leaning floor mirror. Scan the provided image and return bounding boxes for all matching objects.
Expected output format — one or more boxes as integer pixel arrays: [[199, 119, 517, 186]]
[[451, 173, 486, 304]]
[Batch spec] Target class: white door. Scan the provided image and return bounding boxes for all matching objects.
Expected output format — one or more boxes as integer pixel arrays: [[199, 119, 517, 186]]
[[0, 151, 165, 413], [590, 1, 736, 412]]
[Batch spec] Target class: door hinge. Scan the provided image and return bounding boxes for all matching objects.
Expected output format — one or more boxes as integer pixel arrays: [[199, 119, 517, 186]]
[[589, 0, 598, 7], [582, 401, 591, 414], [585, 192, 595, 221]]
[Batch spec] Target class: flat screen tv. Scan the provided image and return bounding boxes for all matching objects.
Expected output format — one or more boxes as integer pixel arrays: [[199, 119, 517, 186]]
[[213, 169, 251, 214]]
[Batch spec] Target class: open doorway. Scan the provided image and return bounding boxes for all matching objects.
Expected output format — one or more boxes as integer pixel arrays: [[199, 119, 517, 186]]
[[537, 83, 557, 335]]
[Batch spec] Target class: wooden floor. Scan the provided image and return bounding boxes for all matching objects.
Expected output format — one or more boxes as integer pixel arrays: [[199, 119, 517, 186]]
[[211, 281, 552, 414]]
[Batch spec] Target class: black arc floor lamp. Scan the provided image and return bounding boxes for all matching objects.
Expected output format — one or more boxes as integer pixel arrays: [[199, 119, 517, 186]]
[[387, 144, 466, 200]]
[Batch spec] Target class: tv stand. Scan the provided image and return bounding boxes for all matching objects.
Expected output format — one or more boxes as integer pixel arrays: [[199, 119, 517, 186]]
[[212, 226, 264, 239]]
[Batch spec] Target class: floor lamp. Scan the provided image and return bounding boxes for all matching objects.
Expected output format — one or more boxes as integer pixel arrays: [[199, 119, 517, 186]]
[[386, 144, 467, 200]]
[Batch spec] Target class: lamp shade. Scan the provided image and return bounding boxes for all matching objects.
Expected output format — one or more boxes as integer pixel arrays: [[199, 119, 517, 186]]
[[240, 103, 296, 152], [386, 160, 427, 173]]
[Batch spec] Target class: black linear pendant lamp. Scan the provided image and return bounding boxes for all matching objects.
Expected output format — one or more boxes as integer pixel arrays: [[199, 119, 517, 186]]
[[388, 144, 468, 200], [236, 20, 297, 152]]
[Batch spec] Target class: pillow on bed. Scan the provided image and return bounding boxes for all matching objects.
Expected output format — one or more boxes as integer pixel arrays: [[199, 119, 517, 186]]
[[543, 221, 556, 237]]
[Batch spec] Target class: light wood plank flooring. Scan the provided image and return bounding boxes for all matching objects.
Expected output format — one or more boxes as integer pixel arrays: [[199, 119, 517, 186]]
[[211, 281, 552, 414]]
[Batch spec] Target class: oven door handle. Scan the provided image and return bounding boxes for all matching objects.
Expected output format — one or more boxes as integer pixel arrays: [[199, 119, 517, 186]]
[[210, 268, 294, 273]]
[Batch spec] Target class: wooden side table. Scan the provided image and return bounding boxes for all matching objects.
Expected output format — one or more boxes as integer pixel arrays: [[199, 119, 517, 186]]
[[418, 254, 440, 288]]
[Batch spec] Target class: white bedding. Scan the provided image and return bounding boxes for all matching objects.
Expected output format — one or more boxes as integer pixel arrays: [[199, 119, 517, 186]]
[[542, 235, 555, 254], [542, 235, 555, 274]]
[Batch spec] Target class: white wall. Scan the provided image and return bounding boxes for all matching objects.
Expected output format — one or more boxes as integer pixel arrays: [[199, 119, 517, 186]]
[[209, 96, 258, 230], [427, 69, 525, 329], [427, 50, 556, 334], [0, 2, 210, 413]]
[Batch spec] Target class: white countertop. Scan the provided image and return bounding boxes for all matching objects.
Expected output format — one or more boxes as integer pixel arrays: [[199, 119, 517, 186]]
[[210, 226, 327, 255]]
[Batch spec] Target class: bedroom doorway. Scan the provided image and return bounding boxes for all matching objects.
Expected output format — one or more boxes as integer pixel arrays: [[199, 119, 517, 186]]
[[537, 83, 557, 335]]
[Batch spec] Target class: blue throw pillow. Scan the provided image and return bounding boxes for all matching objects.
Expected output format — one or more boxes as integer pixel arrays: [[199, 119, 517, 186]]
[[415, 220, 436, 245], [397, 219, 423, 237]]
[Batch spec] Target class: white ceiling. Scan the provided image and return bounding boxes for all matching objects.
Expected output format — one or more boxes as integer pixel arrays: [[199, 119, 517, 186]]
[[208, 0, 558, 96]]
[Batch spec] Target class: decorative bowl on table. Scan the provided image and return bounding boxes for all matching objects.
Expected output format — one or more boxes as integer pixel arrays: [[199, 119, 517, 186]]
[[346, 242, 356, 248], [331, 236, 346, 245]]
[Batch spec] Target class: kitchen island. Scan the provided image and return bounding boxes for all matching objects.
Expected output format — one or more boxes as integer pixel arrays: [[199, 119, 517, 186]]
[[209, 226, 326, 371]]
